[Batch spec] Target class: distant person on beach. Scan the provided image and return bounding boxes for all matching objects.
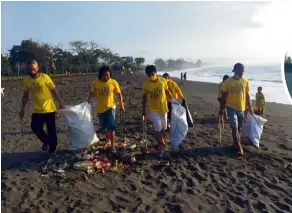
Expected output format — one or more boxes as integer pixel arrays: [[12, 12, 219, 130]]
[[218, 74, 229, 121], [162, 73, 186, 129], [220, 63, 252, 156], [88, 65, 125, 153], [184, 72, 187, 81], [142, 65, 171, 157], [18, 59, 65, 153], [121, 66, 125, 75], [255, 86, 265, 116], [181, 72, 183, 84]]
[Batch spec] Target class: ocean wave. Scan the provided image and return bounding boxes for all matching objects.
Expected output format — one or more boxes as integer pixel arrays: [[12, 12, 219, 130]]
[[248, 79, 283, 83]]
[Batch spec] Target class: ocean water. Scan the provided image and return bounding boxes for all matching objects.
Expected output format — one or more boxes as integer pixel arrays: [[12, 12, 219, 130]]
[[285, 72, 292, 101], [158, 64, 291, 105]]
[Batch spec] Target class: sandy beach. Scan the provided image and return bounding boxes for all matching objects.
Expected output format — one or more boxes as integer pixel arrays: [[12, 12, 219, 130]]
[[1, 71, 292, 213]]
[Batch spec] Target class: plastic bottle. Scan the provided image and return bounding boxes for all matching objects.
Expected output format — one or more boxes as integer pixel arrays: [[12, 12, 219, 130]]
[[73, 161, 94, 171]]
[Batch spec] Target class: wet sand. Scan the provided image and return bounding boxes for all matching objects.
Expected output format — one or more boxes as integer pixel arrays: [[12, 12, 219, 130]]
[[1, 72, 292, 213]]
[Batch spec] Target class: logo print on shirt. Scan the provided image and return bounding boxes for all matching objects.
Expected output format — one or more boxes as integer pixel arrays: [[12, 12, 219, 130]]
[[98, 87, 110, 96], [230, 84, 243, 93], [150, 88, 162, 100], [31, 83, 43, 93]]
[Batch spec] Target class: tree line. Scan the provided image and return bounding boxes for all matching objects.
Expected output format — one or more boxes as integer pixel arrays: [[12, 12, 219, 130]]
[[1, 39, 146, 76], [1, 39, 204, 77], [154, 58, 202, 71]]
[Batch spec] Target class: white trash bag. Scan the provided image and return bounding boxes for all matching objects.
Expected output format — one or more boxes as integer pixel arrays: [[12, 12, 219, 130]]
[[62, 102, 99, 151], [243, 112, 267, 148], [170, 100, 188, 149], [1, 88, 4, 97]]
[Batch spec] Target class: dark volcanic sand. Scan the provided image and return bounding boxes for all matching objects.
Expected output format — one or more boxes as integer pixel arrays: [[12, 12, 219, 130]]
[[1, 72, 292, 213]]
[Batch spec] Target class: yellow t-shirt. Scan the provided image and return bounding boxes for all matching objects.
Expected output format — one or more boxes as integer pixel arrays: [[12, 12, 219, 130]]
[[167, 79, 184, 102], [142, 77, 168, 113], [222, 77, 249, 112], [90, 78, 121, 113], [23, 73, 56, 114], [256, 92, 265, 108], [218, 82, 224, 98]]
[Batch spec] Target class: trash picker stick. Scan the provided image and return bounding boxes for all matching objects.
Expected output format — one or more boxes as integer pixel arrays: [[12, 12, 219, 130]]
[[121, 111, 125, 143], [142, 115, 147, 150], [219, 116, 222, 144], [21, 119, 24, 152]]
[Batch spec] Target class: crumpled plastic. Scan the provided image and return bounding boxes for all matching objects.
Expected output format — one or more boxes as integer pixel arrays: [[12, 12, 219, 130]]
[[40, 141, 140, 181]]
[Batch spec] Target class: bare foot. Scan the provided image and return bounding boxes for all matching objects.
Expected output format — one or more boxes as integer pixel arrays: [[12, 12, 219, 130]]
[[232, 142, 243, 156]]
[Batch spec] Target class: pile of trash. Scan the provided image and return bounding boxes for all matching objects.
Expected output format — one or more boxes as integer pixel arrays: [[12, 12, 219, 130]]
[[41, 140, 146, 182]]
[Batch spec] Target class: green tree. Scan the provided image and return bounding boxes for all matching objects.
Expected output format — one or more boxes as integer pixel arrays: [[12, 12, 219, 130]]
[[166, 59, 175, 69], [134, 57, 145, 70], [1, 54, 12, 76], [154, 58, 166, 70], [196, 59, 202, 67]]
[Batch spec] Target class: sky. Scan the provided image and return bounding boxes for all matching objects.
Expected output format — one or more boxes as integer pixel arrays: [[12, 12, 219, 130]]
[[1, 1, 292, 65]]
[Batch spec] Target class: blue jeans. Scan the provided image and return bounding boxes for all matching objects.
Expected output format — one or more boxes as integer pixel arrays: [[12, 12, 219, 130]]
[[226, 106, 244, 129], [97, 108, 116, 131]]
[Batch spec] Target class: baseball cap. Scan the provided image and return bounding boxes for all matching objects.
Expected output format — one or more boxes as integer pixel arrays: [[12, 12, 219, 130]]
[[232, 63, 244, 72]]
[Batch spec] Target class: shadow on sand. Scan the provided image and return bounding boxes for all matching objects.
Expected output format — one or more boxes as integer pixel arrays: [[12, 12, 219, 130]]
[[1, 130, 67, 136], [2, 146, 239, 173], [194, 117, 219, 125]]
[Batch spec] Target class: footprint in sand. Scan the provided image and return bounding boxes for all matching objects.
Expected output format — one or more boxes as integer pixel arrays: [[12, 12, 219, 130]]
[[173, 180, 184, 193]]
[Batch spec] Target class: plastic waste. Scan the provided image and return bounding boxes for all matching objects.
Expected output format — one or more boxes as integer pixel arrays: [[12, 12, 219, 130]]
[[62, 102, 99, 151], [1, 88, 4, 97], [60, 178, 75, 183], [170, 100, 188, 148], [95, 161, 104, 169], [87, 167, 95, 174], [73, 161, 95, 171], [126, 144, 136, 151], [243, 112, 267, 148]]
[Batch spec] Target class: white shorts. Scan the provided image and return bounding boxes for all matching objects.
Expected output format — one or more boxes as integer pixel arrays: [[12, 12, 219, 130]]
[[149, 112, 167, 132]]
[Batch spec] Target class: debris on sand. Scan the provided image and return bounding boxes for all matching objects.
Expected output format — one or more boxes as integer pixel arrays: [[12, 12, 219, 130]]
[[41, 141, 144, 181]]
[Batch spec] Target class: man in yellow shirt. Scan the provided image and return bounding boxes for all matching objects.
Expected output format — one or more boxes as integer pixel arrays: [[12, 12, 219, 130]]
[[162, 73, 186, 129], [88, 66, 125, 153], [218, 75, 229, 121], [220, 63, 252, 156], [142, 65, 172, 157], [19, 59, 65, 153]]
